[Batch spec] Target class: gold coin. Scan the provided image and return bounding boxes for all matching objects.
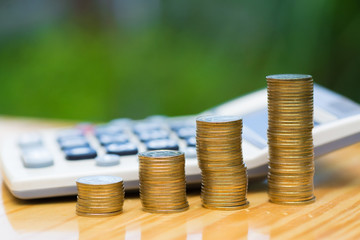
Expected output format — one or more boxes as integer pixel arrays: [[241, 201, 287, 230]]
[[75, 175, 125, 217], [266, 74, 315, 205], [76, 210, 122, 217], [196, 115, 248, 210], [138, 150, 188, 213], [202, 203, 249, 211]]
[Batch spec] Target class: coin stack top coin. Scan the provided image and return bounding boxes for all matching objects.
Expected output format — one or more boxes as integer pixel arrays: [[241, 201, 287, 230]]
[[76, 175, 124, 217], [266, 74, 315, 205], [196, 115, 249, 210], [138, 150, 189, 213]]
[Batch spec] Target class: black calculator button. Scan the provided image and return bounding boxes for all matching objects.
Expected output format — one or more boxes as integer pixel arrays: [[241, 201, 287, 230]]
[[59, 137, 89, 150], [146, 139, 179, 151], [106, 143, 138, 156], [176, 127, 196, 139], [65, 147, 97, 160], [186, 137, 196, 147], [98, 134, 129, 146], [138, 129, 169, 142]]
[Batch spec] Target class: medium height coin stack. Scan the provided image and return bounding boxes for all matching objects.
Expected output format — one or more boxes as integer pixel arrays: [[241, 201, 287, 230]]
[[138, 150, 189, 213], [196, 116, 249, 210], [266, 74, 316, 205], [76, 175, 125, 217]]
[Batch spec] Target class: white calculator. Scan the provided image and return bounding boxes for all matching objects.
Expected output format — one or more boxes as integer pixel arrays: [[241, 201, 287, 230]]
[[1, 84, 360, 199]]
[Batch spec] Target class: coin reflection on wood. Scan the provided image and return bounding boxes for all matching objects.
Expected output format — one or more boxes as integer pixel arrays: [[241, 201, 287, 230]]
[[266, 74, 316, 205], [138, 150, 189, 213], [76, 175, 125, 217], [196, 115, 249, 210]]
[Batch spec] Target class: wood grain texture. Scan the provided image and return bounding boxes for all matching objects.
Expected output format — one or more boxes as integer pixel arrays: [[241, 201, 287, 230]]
[[0, 117, 359, 240]]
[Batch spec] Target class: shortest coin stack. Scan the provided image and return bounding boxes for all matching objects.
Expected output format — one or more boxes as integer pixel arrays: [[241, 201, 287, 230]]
[[76, 175, 125, 217], [138, 150, 189, 213]]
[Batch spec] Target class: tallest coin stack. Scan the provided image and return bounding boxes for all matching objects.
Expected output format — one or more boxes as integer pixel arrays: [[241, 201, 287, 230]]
[[266, 74, 316, 205]]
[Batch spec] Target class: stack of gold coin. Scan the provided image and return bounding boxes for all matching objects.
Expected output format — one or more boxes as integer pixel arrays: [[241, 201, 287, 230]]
[[266, 74, 315, 205], [196, 115, 249, 210], [138, 150, 189, 213], [76, 175, 124, 217]]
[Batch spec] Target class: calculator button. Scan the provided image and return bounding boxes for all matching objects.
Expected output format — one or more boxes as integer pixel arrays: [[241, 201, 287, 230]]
[[146, 115, 167, 122], [146, 139, 179, 151], [109, 118, 132, 126], [106, 143, 138, 156], [59, 137, 89, 150], [65, 147, 97, 160], [138, 129, 169, 142], [96, 154, 120, 167], [176, 127, 196, 139], [95, 125, 124, 136], [186, 137, 196, 147], [133, 122, 162, 134], [184, 147, 197, 158], [18, 134, 42, 148], [98, 134, 129, 146], [170, 121, 195, 131], [22, 148, 53, 168], [57, 129, 83, 140]]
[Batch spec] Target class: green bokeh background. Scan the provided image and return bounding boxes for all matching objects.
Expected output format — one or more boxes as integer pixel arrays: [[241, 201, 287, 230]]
[[1, 0, 359, 122]]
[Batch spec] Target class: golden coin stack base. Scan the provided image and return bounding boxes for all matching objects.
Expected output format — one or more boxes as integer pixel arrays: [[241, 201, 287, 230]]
[[266, 74, 315, 205], [138, 150, 189, 213], [196, 115, 249, 210], [76, 175, 124, 217]]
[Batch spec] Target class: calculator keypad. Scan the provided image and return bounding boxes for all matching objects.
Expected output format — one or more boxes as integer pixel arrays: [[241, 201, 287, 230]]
[[21, 119, 198, 167]]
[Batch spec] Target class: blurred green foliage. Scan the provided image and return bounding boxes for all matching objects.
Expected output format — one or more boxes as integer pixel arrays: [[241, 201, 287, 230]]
[[0, 0, 359, 121]]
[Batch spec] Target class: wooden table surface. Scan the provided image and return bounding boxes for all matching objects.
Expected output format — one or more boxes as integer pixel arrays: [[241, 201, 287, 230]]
[[0, 117, 360, 240]]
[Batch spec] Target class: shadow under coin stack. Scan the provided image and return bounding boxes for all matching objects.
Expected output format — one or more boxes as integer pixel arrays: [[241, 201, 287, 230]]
[[138, 150, 189, 213], [266, 74, 316, 205], [76, 176, 125, 217], [196, 116, 249, 210]]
